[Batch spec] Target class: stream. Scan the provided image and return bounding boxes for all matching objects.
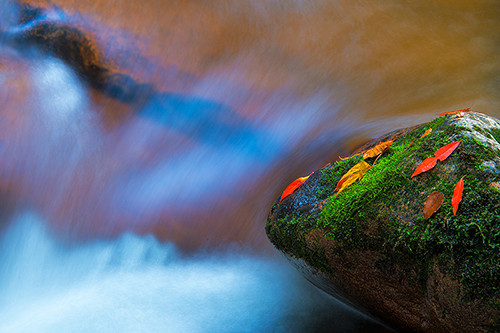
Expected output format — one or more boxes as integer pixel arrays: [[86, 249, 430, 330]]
[[0, 0, 499, 332]]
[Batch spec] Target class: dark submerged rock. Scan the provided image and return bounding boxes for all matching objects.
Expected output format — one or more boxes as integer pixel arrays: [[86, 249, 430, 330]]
[[266, 112, 500, 332], [2, 3, 154, 103]]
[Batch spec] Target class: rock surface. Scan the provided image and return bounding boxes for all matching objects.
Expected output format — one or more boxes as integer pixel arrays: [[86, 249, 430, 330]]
[[266, 111, 500, 332]]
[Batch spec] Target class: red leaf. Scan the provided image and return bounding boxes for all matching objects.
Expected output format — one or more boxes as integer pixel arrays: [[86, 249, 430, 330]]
[[280, 173, 312, 202], [434, 140, 461, 161], [411, 156, 437, 178], [439, 107, 471, 116], [452, 177, 464, 215]]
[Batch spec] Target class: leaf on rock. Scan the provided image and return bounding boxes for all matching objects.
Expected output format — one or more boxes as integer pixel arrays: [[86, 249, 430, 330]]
[[452, 177, 464, 215], [411, 156, 437, 178], [338, 152, 362, 161], [338, 161, 372, 182], [439, 107, 471, 116], [335, 176, 348, 191], [420, 128, 432, 139], [434, 140, 461, 161], [423, 191, 444, 220], [280, 173, 312, 202], [363, 140, 393, 159], [411, 140, 461, 178], [336, 161, 372, 194]]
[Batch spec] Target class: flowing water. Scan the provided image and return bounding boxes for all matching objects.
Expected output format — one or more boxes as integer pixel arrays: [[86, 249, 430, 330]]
[[0, 0, 499, 332]]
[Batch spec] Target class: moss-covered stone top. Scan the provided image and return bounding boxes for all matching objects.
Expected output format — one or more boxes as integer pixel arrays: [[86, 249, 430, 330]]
[[266, 112, 500, 307]]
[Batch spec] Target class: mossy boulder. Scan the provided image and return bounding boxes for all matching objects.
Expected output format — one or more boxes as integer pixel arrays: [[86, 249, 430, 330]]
[[266, 112, 500, 332]]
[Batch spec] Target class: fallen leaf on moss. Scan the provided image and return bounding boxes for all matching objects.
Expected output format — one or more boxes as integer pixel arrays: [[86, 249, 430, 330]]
[[363, 140, 393, 159], [336, 161, 372, 194], [434, 140, 461, 161], [420, 128, 432, 139], [411, 141, 461, 178], [411, 156, 437, 178], [338, 152, 362, 161], [280, 173, 312, 202], [336, 172, 364, 194], [452, 177, 464, 215], [339, 140, 393, 161], [423, 191, 444, 220], [439, 107, 471, 116]]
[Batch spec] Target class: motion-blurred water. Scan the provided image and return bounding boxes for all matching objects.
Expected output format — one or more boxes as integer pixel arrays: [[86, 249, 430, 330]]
[[0, 0, 499, 331], [0, 213, 391, 333]]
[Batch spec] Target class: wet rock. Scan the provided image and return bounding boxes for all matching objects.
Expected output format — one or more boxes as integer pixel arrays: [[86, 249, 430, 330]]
[[2, 2, 153, 103], [266, 112, 500, 332]]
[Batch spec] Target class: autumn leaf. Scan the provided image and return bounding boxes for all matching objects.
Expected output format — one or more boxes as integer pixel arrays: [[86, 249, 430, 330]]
[[423, 191, 444, 220], [339, 140, 393, 161], [439, 107, 471, 116], [420, 128, 432, 139], [411, 156, 437, 178], [338, 152, 362, 161], [335, 176, 348, 192], [336, 161, 372, 194], [280, 173, 312, 202], [338, 161, 371, 182], [336, 174, 364, 194], [363, 140, 393, 159], [411, 141, 461, 178], [452, 177, 464, 215], [434, 140, 461, 161]]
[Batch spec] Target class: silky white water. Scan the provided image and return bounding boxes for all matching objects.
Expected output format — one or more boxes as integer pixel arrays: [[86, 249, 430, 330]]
[[0, 213, 384, 333]]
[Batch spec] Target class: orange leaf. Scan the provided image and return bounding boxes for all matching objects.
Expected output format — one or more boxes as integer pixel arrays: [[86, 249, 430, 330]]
[[439, 107, 471, 116], [335, 161, 372, 194], [452, 177, 464, 215], [423, 191, 444, 220], [338, 152, 362, 161], [363, 140, 393, 159], [420, 128, 432, 139], [411, 156, 437, 178], [434, 140, 461, 161], [280, 174, 311, 202], [335, 176, 348, 192]]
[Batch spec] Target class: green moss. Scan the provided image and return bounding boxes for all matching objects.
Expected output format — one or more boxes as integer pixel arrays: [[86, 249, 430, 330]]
[[267, 115, 500, 303], [266, 214, 333, 274], [488, 128, 500, 144]]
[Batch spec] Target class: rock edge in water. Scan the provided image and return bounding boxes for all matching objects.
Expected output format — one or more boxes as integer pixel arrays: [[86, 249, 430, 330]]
[[266, 111, 499, 332]]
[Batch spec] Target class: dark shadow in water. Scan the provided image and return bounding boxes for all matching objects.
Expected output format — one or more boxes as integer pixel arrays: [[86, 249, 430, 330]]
[[289, 283, 395, 333], [139, 92, 280, 160], [3, 2, 155, 103], [3, 2, 281, 161]]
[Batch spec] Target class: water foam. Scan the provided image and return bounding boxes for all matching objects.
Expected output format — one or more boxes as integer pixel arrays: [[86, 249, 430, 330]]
[[0, 213, 382, 333]]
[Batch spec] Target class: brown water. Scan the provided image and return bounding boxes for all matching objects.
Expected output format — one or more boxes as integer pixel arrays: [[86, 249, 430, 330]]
[[0, 0, 498, 331], [1, 0, 498, 249]]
